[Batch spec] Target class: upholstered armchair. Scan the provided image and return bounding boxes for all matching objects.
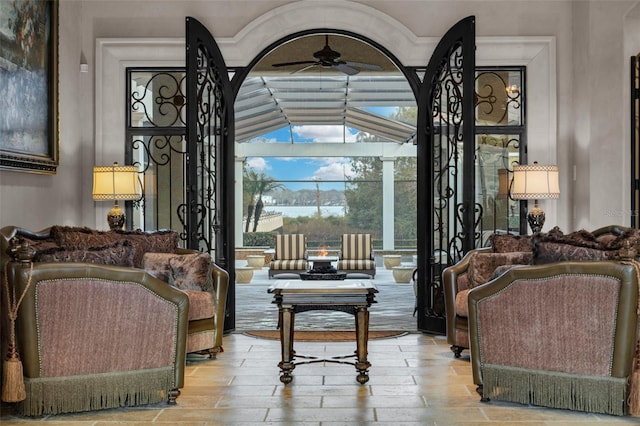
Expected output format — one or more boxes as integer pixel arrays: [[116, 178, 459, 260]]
[[468, 261, 639, 416], [142, 250, 229, 357], [337, 233, 376, 278], [268, 234, 308, 278], [443, 225, 639, 358], [443, 233, 533, 358], [4, 258, 189, 416], [0, 226, 228, 360]]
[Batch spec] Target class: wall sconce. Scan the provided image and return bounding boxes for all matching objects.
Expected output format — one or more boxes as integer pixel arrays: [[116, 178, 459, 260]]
[[506, 84, 520, 96], [92, 162, 143, 230], [511, 162, 560, 233]]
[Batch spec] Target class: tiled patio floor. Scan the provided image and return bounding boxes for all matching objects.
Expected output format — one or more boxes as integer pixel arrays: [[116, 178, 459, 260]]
[[234, 264, 418, 332]]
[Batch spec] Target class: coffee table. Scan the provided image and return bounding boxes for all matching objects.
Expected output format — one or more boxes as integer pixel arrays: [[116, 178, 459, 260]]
[[268, 280, 378, 384]]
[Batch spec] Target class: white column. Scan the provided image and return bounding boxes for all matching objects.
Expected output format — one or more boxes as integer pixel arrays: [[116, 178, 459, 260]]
[[381, 157, 395, 250], [235, 157, 245, 248]]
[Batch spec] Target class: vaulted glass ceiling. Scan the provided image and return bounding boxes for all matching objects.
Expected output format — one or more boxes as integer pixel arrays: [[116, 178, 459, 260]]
[[234, 34, 417, 144]]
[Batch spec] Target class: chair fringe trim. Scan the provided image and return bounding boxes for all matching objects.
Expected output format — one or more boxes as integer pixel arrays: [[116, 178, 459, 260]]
[[482, 364, 628, 416], [18, 367, 175, 416], [620, 259, 640, 415]]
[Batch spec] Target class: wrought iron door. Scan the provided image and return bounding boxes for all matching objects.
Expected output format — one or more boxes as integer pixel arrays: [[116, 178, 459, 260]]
[[416, 16, 476, 333], [632, 53, 639, 228], [185, 17, 235, 329]]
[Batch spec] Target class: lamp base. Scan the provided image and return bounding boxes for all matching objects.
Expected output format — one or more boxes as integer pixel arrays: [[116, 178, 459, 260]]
[[107, 203, 125, 231], [527, 205, 545, 234]]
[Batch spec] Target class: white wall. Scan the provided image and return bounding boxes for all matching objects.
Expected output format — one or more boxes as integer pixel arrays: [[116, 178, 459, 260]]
[[1, 0, 638, 233]]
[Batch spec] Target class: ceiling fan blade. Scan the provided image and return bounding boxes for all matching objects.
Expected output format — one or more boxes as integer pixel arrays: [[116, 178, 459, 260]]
[[272, 60, 317, 68], [291, 64, 318, 74], [333, 63, 359, 76], [344, 61, 383, 71]]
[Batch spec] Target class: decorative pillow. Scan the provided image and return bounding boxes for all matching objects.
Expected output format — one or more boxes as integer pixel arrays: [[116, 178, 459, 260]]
[[602, 229, 640, 250], [490, 234, 532, 253], [169, 253, 213, 292], [532, 242, 616, 265], [531, 226, 630, 264], [467, 251, 532, 288], [142, 252, 176, 283], [534, 227, 602, 249], [34, 240, 134, 267], [50, 226, 118, 249], [20, 236, 59, 254], [113, 230, 180, 268]]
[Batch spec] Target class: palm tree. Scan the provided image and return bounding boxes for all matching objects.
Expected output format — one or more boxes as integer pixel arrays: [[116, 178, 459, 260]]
[[243, 169, 260, 233], [252, 173, 285, 232]]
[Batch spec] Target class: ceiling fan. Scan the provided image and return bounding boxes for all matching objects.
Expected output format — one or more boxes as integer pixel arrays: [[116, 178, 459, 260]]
[[271, 35, 383, 76]]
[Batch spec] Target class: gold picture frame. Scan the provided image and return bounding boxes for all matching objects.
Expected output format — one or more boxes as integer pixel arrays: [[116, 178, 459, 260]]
[[0, 0, 58, 174]]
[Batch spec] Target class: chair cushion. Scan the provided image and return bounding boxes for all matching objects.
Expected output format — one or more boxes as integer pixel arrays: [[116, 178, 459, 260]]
[[274, 234, 306, 260], [341, 234, 372, 260], [455, 289, 471, 317], [338, 259, 376, 270], [181, 289, 215, 321], [270, 259, 308, 271]]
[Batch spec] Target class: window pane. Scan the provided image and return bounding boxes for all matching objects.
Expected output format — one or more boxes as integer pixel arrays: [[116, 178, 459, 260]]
[[243, 156, 384, 249], [476, 134, 521, 239], [394, 156, 417, 248], [129, 70, 186, 128], [475, 69, 523, 126], [130, 134, 186, 231]]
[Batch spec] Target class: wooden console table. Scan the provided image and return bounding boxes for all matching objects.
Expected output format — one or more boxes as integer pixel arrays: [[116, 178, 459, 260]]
[[267, 281, 378, 384]]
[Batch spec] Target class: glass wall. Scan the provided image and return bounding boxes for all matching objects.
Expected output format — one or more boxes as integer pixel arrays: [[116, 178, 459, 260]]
[[475, 67, 526, 242], [125, 66, 526, 251]]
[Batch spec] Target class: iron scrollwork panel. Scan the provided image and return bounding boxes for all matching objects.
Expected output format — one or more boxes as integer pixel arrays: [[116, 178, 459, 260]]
[[417, 16, 475, 334], [185, 17, 234, 271], [430, 43, 467, 321], [126, 69, 188, 234]]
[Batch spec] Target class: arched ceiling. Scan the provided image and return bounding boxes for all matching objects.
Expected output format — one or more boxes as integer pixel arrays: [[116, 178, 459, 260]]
[[234, 34, 417, 144]]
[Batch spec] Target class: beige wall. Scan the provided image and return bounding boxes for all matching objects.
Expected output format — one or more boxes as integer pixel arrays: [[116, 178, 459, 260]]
[[1, 0, 639, 233]]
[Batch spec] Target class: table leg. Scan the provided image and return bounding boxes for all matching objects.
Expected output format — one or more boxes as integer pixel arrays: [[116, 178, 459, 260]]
[[354, 306, 371, 384], [278, 306, 295, 384]]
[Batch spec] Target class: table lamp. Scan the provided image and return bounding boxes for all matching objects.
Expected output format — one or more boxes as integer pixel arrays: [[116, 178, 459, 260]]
[[511, 162, 559, 233], [92, 162, 142, 230]]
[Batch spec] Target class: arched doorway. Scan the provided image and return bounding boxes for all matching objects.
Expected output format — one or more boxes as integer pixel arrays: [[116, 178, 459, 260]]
[[232, 31, 418, 253], [230, 30, 420, 332], [186, 16, 476, 333]]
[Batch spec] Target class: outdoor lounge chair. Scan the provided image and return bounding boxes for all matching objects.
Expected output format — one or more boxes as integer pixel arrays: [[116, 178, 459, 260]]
[[268, 233, 308, 278], [337, 233, 376, 278]]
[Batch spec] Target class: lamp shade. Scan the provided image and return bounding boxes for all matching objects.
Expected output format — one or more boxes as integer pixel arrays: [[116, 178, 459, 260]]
[[92, 163, 142, 201], [511, 163, 560, 200]]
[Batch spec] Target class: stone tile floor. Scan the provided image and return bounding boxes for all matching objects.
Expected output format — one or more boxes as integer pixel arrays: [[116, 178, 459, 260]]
[[2, 333, 637, 424]]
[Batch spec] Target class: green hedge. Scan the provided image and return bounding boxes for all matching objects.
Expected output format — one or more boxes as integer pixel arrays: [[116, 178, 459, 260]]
[[243, 232, 276, 247]]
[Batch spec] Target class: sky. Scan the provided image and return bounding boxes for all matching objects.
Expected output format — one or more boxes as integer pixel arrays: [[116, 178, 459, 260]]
[[244, 107, 398, 191]]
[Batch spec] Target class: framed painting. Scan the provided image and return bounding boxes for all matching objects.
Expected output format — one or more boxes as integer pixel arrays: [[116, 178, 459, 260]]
[[0, 0, 58, 174]]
